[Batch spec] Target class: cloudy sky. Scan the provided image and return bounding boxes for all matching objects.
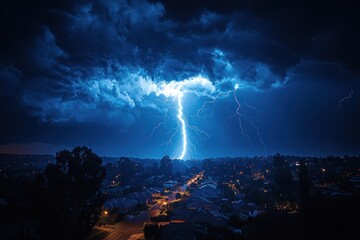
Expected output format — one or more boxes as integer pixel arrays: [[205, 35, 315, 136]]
[[0, 0, 359, 158]]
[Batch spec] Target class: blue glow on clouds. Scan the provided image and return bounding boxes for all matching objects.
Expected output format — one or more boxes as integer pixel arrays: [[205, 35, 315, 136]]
[[1, 0, 359, 157]]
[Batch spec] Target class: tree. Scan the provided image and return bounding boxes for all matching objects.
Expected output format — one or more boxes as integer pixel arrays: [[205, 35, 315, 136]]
[[299, 161, 310, 207], [152, 161, 159, 174], [39, 146, 106, 240], [273, 153, 293, 200], [143, 223, 160, 239], [160, 156, 172, 178], [228, 214, 244, 228], [118, 157, 136, 183], [174, 171, 182, 181]]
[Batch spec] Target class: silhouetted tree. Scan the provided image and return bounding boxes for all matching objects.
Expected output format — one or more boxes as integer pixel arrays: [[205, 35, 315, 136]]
[[273, 153, 285, 171], [174, 171, 182, 181], [38, 146, 106, 240], [160, 156, 172, 178], [118, 157, 136, 183], [299, 161, 310, 207], [29, 173, 46, 218], [175, 193, 182, 199], [143, 222, 160, 239], [273, 153, 293, 200], [228, 214, 244, 228], [151, 161, 159, 175]]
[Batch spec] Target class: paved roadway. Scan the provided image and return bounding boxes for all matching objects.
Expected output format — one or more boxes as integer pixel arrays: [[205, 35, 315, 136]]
[[91, 200, 163, 240], [90, 173, 202, 240]]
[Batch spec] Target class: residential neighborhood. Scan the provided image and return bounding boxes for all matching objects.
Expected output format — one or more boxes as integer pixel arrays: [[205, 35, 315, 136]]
[[1, 153, 360, 239]]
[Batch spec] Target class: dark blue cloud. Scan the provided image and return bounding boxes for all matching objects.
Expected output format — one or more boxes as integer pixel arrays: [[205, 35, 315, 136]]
[[0, 0, 359, 157]]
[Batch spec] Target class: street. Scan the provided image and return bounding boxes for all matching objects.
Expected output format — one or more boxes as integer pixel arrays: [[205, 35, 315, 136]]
[[89, 173, 202, 240], [90, 202, 161, 240]]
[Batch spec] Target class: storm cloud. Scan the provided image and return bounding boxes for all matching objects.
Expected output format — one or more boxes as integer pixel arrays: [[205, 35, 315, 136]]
[[0, 0, 359, 156]]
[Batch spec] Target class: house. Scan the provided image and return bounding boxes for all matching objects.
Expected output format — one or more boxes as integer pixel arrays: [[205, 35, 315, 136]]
[[104, 198, 138, 214], [186, 210, 228, 238], [232, 199, 246, 215], [191, 184, 221, 202], [170, 208, 195, 222], [160, 222, 195, 240], [163, 180, 178, 191], [126, 188, 161, 203], [188, 210, 227, 228], [200, 179, 218, 188], [186, 198, 221, 211]]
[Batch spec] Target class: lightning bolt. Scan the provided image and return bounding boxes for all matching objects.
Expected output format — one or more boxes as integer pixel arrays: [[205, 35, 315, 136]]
[[339, 90, 353, 107], [233, 88, 252, 144], [149, 77, 266, 160], [192, 84, 266, 151], [151, 92, 211, 159], [149, 106, 171, 144], [177, 92, 187, 159], [192, 92, 227, 118]]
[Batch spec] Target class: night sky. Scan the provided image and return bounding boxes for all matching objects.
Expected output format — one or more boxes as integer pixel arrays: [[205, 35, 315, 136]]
[[0, 0, 359, 158]]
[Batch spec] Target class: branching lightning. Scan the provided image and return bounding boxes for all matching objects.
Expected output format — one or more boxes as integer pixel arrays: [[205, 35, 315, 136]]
[[193, 83, 266, 150], [233, 87, 252, 145], [177, 92, 187, 160], [339, 90, 353, 107], [149, 76, 266, 160]]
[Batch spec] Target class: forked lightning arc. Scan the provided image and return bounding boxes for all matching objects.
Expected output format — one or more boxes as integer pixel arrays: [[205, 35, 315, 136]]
[[149, 76, 266, 160]]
